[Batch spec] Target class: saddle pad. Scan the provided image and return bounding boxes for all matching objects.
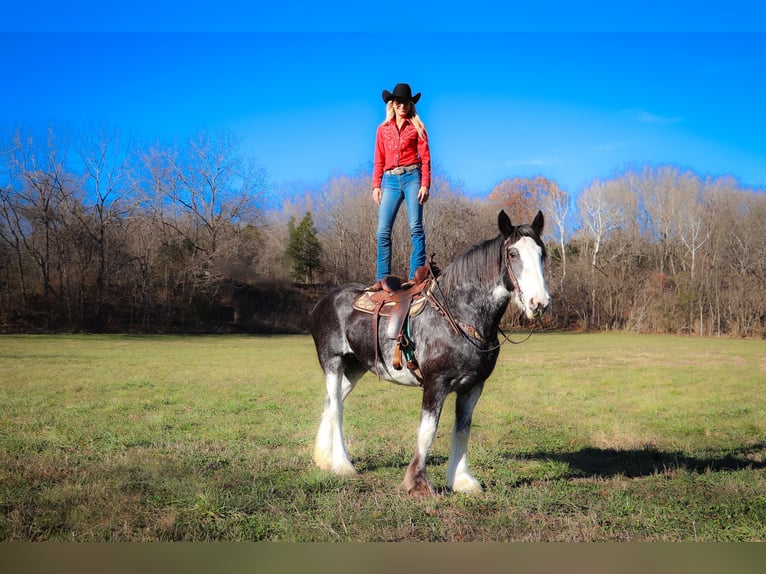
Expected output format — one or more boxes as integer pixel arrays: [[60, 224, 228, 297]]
[[352, 292, 427, 317]]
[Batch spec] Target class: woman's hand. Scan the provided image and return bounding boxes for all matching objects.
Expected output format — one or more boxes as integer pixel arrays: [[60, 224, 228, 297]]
[[418, 186, 430, 204], [372, 187, 382, 205]]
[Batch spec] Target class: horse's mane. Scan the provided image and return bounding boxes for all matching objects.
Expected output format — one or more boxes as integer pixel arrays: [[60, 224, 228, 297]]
[[438, 224, 546, 296]]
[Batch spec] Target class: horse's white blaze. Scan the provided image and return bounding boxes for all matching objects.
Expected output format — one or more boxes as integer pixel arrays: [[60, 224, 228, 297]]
[[515, 236, 550, 319]]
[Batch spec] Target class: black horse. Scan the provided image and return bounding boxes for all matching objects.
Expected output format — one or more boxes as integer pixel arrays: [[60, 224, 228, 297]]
[[309, 210, 549, 495]]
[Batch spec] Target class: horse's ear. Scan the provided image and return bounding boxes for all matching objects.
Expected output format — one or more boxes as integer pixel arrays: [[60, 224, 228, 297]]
[[531, 210, 544, 236], [498, 210, 513, 237]]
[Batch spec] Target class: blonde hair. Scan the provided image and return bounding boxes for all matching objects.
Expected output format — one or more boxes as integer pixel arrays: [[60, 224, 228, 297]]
[[384, 100, 427, 139]]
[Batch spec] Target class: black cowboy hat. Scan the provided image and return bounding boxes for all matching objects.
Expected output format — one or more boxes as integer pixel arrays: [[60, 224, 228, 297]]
[[381, 83, 421, 104]]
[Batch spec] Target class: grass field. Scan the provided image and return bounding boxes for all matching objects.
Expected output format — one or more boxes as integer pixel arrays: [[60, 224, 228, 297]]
[[1, 332, 765, 541]]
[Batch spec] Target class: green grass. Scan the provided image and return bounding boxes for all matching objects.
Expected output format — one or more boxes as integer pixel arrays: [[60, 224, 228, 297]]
[[1, 332, 765, 541]]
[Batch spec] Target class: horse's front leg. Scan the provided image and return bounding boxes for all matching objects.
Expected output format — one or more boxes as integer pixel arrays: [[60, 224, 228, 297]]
[[313, 362, 362, 476], [446, 382, 484, 493], [402, 385, 447, 496]]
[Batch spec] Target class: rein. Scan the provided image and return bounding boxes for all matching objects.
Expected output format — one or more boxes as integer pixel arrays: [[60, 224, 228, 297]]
[[425, 255, 537, 353]]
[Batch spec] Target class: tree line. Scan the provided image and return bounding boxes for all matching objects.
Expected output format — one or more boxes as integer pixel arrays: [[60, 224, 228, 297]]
[[1, 124, 764, 337]]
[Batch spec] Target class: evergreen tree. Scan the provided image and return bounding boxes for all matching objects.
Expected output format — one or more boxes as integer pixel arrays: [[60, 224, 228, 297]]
[[286, 212, 323, 283]]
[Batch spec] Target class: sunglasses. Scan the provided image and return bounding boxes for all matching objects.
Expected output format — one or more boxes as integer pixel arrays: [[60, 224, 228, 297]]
[[393, 100, 411, 107]]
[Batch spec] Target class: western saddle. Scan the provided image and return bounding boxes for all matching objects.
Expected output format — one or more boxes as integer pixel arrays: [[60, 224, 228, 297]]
[[352, 259, 441, 381]]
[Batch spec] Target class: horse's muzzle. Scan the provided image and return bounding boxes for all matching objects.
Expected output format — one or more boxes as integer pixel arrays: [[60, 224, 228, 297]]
[[528, 296, 550, 319]]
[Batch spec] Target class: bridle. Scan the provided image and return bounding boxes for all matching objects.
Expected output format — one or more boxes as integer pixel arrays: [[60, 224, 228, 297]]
[[425, 238, 542, 353], [498, 244, 538, 345], [504, 243, 526, 317]]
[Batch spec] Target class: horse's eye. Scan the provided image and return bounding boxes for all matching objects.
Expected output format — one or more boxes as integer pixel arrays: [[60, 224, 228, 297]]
[[508, 248, 520, 260]]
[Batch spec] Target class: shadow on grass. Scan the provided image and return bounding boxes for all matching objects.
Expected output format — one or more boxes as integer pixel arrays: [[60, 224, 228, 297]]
[[507, 442, 766, 480], [344, 444, 766, 496]]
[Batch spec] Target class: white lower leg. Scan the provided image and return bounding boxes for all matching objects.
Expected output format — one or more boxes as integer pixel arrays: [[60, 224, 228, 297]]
[[313, 373, 356, 475], [446, 427, 482, 493], [403, 411, 439, 493]]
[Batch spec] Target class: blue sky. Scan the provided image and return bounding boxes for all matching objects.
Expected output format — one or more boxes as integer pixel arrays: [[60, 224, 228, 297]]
[[2, 4, 765, 199]]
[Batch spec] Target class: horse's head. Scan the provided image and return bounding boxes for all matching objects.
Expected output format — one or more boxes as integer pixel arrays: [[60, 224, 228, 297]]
[[498, 210, 550, 320]]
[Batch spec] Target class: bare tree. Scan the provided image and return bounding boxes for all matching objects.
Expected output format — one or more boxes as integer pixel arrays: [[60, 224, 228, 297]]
[[637, 165, 689, 275], [717, 188, 766, 336], [425, 180, 494, 265], [312, 174, 377, 283], [579, 179, 622, 270], [6, 126, 82, 325], [0, 130, 30, 304], [487, 176, 551, 223], [540, 179, 570, 291], [74, 124, 136, 325], [150, 130, 266, 290], [577, 178, 634, 328]]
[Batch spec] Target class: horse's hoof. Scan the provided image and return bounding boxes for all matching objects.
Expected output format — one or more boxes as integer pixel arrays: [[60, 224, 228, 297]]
[[333, 464, 357, 477], [313, 454, 357, 477], [402, 478, 435, 497], [451, 475, 483, 494]]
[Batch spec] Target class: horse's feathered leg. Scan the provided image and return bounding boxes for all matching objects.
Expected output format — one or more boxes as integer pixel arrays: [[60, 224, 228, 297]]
[[402, 385, 447, 496], [313, 358, 363, 476], [446, 382, 484, 493]]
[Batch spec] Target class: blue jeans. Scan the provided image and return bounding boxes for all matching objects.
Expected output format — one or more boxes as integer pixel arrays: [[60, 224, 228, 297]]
[[376, 168, 426, 281]]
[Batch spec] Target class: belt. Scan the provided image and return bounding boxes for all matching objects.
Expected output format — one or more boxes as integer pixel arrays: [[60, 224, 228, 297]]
[[385, 163, 420, 176]]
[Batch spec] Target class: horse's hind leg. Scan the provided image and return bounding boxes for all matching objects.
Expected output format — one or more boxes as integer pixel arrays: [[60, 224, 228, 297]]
[[313, 358, 363, 476], [446, 383, 484, 493]]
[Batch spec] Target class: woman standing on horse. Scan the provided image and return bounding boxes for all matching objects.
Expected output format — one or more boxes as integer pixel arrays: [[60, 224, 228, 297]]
[[371, 83, 431, 288]]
